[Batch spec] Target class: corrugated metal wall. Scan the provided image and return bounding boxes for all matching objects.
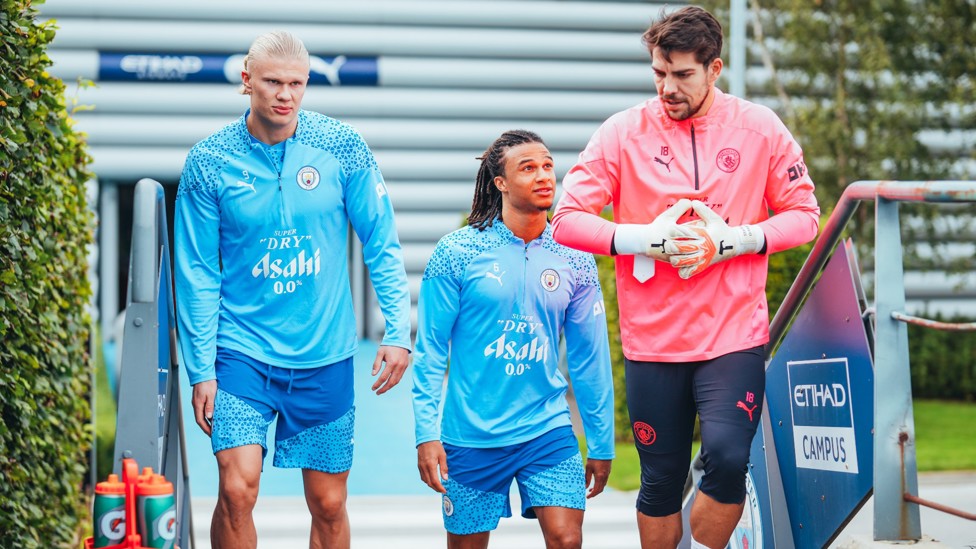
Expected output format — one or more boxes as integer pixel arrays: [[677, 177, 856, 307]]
[[42, 0, 974, 340], [42, 0, 680, 339]]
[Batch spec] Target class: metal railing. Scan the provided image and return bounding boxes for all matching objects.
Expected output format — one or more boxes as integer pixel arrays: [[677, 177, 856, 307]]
[[767, 180, 976, 542], [114, 178, 194, 549]]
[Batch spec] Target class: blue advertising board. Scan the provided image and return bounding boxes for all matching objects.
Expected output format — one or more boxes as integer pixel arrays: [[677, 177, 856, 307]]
[[99, 53, 379, 85], [765, 241, 874, 548], [679, 242, 872, 549]]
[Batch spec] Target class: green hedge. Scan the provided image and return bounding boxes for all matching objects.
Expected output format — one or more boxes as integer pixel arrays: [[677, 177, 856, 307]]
[[908, 315, 976, 401], [0, 2, 95, 547]]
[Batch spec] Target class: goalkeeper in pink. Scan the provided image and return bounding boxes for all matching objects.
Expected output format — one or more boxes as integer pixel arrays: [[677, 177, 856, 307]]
[[551, 6, 819, 549]]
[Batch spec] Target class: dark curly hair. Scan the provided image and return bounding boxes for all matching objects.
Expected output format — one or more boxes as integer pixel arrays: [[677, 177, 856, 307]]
[[467, 129, 547, 230]]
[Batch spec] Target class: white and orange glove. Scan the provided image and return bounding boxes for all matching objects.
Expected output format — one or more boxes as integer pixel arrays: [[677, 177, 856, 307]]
[[613, 198, 701, 282], [668, 200, 765, 279]]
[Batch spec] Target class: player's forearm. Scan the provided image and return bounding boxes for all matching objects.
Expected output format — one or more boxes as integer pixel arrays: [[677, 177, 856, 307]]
[[566, 348, 615, 458], [551, 210, 615, 255], [578, 398, 616, 460], [758, 207, 820, 254]]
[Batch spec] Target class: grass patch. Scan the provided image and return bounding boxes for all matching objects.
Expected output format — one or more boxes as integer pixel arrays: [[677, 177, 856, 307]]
[[914, 399, 976, 472], [598, 399, 975, 492]]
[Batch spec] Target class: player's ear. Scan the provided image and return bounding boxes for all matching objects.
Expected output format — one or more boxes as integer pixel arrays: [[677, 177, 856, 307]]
[[241, 72, 252, 94], [494, 176, 508, 193], [707, 57, 723, 85]]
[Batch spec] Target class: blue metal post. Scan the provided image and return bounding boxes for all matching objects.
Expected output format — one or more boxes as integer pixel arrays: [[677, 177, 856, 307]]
[[872, 197, 921, 540]]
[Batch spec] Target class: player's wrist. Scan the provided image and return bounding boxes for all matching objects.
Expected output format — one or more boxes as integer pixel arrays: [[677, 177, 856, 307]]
[[612, 224, 651, 255], [733, 224, 765, 255]]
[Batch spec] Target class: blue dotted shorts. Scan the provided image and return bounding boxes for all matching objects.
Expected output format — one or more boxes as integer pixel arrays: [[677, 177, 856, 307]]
[[210, 347, 355, 473], [441, 426, 585, 535]]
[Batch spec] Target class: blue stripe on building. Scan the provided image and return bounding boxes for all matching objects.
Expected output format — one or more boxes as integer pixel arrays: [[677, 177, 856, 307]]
[[98, 52, 379, 85]]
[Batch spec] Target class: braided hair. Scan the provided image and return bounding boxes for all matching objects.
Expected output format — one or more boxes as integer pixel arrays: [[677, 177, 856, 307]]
[[467, 129, 547, 230]]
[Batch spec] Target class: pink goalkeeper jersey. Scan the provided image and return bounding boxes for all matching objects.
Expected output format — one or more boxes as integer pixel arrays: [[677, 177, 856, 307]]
[[552, 88, 820, 362]]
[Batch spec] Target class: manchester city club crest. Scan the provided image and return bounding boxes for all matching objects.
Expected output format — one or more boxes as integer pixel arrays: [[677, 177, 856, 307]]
[[296, 166, 320, 190], [540, 268, 560, 292], [442, 495, 454, 517], [716, 148, 741, 173]]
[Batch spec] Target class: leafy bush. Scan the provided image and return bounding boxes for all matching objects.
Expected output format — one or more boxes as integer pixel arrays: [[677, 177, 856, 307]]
[[908, 314, 976, 401], [0, 2, 94, 547]]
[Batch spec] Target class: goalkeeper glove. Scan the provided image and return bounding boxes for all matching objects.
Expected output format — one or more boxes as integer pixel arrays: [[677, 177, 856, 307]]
[[613, 198, 701, 262], [668, 200, 765, 279], [614, 199, 701, 282]]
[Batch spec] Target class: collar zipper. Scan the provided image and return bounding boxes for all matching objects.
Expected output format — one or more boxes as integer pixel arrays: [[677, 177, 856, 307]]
[[690, 123, 700, 191]]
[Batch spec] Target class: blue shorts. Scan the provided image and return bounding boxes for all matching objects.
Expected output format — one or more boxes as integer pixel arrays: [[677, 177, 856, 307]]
[[626, 346, 765, 516], [441, 426, 585, 535], [211, 347, 355, 473]]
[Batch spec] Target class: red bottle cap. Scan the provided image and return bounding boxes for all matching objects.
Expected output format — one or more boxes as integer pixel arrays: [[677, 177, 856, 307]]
[[95, 473, 125, 494]]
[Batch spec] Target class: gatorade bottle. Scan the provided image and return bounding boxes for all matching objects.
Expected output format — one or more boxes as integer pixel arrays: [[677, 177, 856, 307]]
[[93, 474, 126, 548], [135, 473, 177, 549]]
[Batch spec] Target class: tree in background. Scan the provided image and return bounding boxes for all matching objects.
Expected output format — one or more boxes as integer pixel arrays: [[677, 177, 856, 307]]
[[695, 0, 976, 400], [0, 1, 94, 546], [704, 0, 974, 205]]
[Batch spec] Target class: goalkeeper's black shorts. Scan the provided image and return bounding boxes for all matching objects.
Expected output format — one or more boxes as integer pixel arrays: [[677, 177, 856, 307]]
[[625, 345, 765, 517]]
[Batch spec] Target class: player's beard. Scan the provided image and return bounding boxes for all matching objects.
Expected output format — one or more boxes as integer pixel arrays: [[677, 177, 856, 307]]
[[663, 88, 711, 121]]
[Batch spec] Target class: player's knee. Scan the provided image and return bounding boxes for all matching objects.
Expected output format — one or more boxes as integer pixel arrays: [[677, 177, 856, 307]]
[[218, 482, 259, 517], [700, 443, 750, 504], [306, 489, 348, 523], [636, 450, 688, 517], [544, 528, 582, 549]]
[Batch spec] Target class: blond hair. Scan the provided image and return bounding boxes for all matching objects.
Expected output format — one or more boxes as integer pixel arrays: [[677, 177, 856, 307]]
[[239, 31, 309, 94]]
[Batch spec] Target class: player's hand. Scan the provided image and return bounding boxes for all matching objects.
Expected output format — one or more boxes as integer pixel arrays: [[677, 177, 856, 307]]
[[417, 441, 449, 494], [669, 200, 765, 279], [613, 198, 701, 262], [585, 458, 612, 498], [191, 380, 217, 437], [371, 345, 410, 395]]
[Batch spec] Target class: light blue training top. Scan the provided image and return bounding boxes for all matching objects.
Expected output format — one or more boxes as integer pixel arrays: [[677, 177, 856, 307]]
[[412, 219, 615, 460], [175, 109, 411, 385]]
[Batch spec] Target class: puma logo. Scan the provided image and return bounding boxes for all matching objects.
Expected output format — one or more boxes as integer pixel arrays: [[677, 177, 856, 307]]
[[236, 180, 256, 193], [654, 157, 675, 173], [485, 271, 505, 286], [309, 55, 347, 86], [737, 401, 758, 422]]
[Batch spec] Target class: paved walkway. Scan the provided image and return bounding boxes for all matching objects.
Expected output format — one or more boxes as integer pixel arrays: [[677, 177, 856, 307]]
[[180, 342, 976, 547], [827, 471, 976, 549], [190, 489, 642, 548], [186, 473, 976, 548]]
